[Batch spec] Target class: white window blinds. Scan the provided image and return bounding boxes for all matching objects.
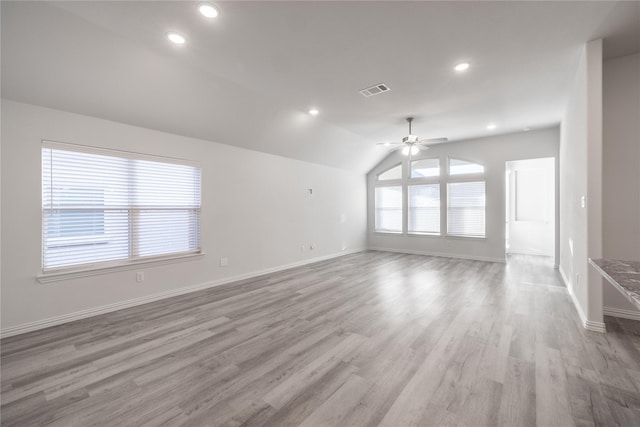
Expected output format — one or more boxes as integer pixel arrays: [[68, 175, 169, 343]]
[[375, 186, 402, 232], [408, 184, 440, 234], [42, 142, 201, 271], [447, 181, 486, 237]]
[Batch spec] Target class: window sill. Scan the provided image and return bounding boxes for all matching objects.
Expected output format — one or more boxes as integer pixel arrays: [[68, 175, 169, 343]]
[[374, 231, 403, 235], [408, 232, 441, 237], [38, 252, 205, 284], [445, 234, 486, 240]]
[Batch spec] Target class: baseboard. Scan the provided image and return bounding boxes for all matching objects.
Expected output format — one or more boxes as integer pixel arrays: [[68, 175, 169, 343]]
[[368, 247, 505, 263], [584, 320, 607, 333], [0, 248, 366, 339], [559, 265, 606, 333], [604, 306, 640, 321]]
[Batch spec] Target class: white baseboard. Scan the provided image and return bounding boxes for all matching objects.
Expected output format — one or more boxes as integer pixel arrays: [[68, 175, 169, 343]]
[[0, 248, 366, 339], [559, 265, 606, 333], [584, 320, 607, 333], [368, 247, 505, 263], [604, 306, 640, 321]]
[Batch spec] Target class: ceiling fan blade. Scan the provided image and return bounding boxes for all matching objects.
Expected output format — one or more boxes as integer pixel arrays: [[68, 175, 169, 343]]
[[418, 145, 430, 151], [376, 142, 403, 146], [418, 137, 448, 145]]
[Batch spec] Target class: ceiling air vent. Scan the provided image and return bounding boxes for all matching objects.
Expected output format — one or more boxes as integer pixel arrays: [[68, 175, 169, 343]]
[[359, 83, 390, 97]]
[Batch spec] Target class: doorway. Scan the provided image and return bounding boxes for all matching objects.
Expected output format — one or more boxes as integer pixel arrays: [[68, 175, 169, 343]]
[[505, 157, 555, 258]]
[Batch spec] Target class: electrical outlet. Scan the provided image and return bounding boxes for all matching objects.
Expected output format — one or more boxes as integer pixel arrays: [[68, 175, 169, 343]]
[[220, 257, 229, 267], [136, 272, 145, 283]]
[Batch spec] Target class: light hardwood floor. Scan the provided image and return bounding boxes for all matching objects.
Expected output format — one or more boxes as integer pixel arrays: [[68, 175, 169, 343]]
[[2, 251, 640, 426]]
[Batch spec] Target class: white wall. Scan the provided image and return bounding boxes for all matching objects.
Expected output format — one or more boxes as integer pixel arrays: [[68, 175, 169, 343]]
[[0, 100, 367, 333], [367, 127, 559, 263], [559, 39, 605, 331], [602, 53, 640, 317]]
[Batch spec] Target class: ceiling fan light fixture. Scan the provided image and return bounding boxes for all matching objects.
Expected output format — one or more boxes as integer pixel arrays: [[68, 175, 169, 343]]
[[410, 145, 419, 155], [402, 146, 410, 156]]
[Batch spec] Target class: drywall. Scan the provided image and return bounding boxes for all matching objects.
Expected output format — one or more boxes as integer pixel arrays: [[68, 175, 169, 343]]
[[0, 100, 367, 333], [559, 39, 605, 331], [602, 52, 640, 317], [367, 127, 559, 263]]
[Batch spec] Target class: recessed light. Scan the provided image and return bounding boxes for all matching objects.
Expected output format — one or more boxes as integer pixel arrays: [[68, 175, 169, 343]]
[[487, 123, 497, 130], [384, 142, 391, 147], [523, 127, 531, 131], [198, 2, 219, 18], [454, 62, 470, 72], [308, 108, 319, 116], [167, 32, 186, 45]]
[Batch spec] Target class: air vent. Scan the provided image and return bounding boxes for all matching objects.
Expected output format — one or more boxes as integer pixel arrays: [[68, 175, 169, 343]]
[[359, 83, 390, 97]]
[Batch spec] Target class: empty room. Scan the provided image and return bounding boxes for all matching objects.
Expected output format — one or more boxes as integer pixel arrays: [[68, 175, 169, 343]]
[[2, 1, 640, 426]]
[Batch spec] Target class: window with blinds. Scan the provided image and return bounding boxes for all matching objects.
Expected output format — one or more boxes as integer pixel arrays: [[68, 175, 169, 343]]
[[42, 142, 201, 271], [375, 186, 402, 232], [447, 181, 486, 237], [408, 184, 440, 234]]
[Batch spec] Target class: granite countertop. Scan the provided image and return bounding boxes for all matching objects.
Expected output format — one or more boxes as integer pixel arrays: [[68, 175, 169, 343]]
[[589, 258, 640, 311]]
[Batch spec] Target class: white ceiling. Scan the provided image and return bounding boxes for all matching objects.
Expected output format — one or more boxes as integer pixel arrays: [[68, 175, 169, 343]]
[[2, 1, 639, 173]]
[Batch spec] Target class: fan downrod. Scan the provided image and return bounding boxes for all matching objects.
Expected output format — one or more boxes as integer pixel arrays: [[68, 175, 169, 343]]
[[406, 117, 414, 134]]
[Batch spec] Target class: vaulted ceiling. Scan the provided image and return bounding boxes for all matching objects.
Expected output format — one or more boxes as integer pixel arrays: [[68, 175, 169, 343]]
[[2, 1, 639, 173]]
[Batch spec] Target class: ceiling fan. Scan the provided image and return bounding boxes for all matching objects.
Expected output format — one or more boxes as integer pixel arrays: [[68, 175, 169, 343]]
[[377, 117, 448, 156]]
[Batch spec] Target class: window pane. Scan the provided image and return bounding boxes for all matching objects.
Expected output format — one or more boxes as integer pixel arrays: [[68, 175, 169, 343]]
[[447, 181, 485, 237], [43, 209, 130, 268], [409, 184, 440, 234], [378, 164, 402, 180], [42, 143, 201, 270], [449, 158, 484, 175], [136, 209, 200, 257], [411, 159, 440, 178], [375, 186, 402, 232]]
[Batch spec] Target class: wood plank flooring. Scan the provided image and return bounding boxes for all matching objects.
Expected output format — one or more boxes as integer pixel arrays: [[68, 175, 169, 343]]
[[2, 251, 640, 426]]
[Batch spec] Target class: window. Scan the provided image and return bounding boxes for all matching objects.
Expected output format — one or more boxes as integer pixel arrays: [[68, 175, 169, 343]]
[[377, 164, 402, 181], [42, 142, 201, 271], [408, 184, 440, 234], [375, 186, 402, 232], [449, 158, 485, 175], [447, 181, 485, 237], [411, 158, 440, 178]]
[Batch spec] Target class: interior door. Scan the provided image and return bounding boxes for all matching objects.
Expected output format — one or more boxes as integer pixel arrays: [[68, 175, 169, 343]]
[[506, 157, 555, 257]]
